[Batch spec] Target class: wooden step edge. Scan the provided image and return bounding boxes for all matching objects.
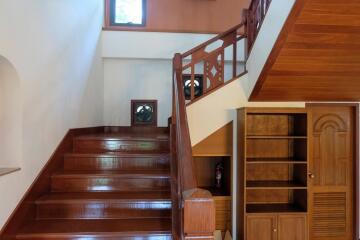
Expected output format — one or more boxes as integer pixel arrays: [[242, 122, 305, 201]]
[[64, 152, 170, 158], [16, 231, 172, 239], [35, 198, 172, 205], [74, 136, 170, 142], [51, 172, 171, 179]]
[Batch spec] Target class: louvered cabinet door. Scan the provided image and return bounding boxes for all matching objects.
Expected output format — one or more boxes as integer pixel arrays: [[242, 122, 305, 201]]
[[308, 106, 355, 240]]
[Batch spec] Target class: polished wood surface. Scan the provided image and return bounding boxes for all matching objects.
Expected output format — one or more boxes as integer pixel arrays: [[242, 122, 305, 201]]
[[0, 127, 104, 239], [73, 133, 169, 153], [104, 0, 251, 34], [308, 105, 355, 240], [250, 0, 360, 101], [244, 0, 272, 54], [192, 123, 233, 235], [193, 122, 233, 156], [183, 189, 216, 239], [0, 127, 173, 240], [214, 196, 232, 235], [64, 153, 170, 170], [237, 108, 309, 240], [172, 49, 215, 238], [171, 23, 247, 106], [278, 214, 307, 240], [247, 213, 307, 240], [246, 214, 277, 240], [15, 219, 172, 240]]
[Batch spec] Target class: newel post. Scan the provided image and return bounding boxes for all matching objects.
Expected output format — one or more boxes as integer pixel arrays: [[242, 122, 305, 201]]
[[183, 188, 216, 240]]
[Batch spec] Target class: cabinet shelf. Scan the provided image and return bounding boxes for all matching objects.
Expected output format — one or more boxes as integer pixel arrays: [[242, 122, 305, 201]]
[[246, 203, 306, 213], [246, 181, 307, 189], [201, 186, 230, 197], [247, 158, 307, 164], [246, 136, 307, 139]]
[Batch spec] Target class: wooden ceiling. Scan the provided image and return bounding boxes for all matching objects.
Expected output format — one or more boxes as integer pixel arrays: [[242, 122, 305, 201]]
[[250, 0, 360, 101]]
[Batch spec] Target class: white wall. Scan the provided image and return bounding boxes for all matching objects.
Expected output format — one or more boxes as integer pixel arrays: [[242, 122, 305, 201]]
[[104, 59, 172, 127], [0, 0, 104, 229], [0, 57, 22, 168], [102, 30, 246, 127], [243, 0, 295, 98]]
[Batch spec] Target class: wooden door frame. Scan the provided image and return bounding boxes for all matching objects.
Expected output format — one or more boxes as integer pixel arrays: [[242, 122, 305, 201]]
[[306, 103, 359, 240]]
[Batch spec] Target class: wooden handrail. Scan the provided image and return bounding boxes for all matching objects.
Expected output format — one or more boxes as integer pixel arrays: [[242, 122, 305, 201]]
[[177, 23, 247, 103], [171, 53, 215, 239], [182, 23, 245, 59], [245, 0, 272, 53], [173, 53, 197, 191]]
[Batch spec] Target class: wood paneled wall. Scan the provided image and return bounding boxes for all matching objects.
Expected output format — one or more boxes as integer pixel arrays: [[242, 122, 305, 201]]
[[250, 0, 360, 101], [193, 122, 233, 156], [104, 0, 251, 34]]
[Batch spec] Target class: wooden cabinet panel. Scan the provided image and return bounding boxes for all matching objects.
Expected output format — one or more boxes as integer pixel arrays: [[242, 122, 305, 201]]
[[246, 214, 277, 240], [247, 214, 307, 240], [214, 197, 231, 233], [278, 214, 307, 240], [308, 105, 355, 240]]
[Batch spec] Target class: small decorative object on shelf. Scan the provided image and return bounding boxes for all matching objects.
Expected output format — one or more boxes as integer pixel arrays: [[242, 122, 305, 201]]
[[215, 162, 224, 189], [131, 100, 157, 126]]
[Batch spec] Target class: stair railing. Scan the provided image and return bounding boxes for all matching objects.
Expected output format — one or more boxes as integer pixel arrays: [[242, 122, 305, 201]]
[[245, 0, 272, 53], [170, 53, 215, 239], [177, 23, 246, 104], [170, 1, 273, 239]]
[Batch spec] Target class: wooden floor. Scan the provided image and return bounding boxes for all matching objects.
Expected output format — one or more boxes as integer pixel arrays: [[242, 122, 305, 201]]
[[14, 129, 172, 240]]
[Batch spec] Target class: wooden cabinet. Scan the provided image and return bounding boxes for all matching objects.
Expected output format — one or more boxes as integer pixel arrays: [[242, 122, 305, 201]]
[[246, 214, 277, 240], [237, 108, 308, 240], [214, 196, 232, 233], [237, 106, 357, 240], [247, 214, 307, 240], [278, 214, 307, 240]]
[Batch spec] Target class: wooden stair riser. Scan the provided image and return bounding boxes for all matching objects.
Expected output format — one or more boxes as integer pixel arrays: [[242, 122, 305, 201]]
[[73, 139, 169, 153], [16, 233, 172, 240], [64, 154, 170, 171], [36, 201, 172, 219], [51, 177, 170, 192]]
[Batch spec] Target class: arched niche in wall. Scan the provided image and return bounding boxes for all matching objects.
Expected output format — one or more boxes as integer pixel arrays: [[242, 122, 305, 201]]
[[0, 55, 22, 168]]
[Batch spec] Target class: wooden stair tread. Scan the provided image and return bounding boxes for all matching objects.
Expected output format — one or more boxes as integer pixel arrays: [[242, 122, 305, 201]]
[[52, 170, 171, 179], [16, 219, 172, 237], [75, 133, 169, 141], [36, 192, 172, 203], [64, 152, 170, 157]]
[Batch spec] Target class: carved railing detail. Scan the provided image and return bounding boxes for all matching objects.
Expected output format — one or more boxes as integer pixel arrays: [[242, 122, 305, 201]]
[[180, 24, 246, 103], [245, 0, 272, 53]]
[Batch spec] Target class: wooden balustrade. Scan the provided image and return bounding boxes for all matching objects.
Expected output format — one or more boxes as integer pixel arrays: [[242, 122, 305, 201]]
[[180, 23, 246, 103], [171, 54, 215, 239], [170, 1, 273, 238], [245, 0, 272, 54]]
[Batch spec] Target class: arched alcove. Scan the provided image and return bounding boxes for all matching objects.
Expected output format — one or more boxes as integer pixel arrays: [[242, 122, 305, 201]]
[[0, 55, 22, 168]]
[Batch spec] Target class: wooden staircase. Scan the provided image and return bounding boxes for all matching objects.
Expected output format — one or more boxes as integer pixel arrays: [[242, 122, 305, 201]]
[[14, 128, 172, 240]]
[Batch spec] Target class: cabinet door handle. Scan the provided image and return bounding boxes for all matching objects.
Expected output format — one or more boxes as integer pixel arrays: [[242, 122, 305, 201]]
[[273, 229, 277, 232], [308, 172, 315, 179]]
